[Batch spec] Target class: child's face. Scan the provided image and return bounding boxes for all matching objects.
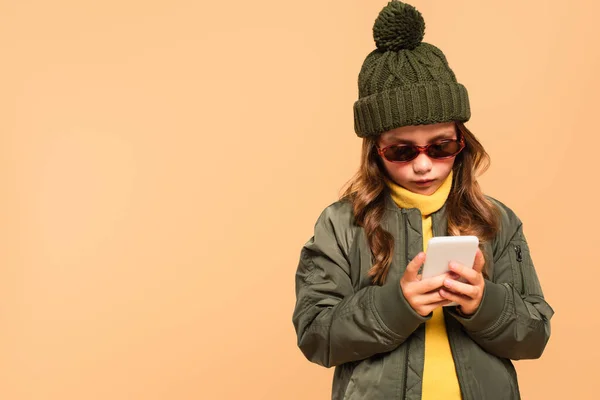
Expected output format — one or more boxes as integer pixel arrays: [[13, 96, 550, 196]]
[[377, 122, 458, 196]]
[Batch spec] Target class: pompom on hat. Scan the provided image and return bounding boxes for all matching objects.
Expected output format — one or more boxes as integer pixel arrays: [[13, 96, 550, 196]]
[[353, 1, 470, 138]]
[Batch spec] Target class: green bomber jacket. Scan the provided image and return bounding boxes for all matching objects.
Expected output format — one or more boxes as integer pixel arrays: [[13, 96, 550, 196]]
[[292, 195, 554, 400]]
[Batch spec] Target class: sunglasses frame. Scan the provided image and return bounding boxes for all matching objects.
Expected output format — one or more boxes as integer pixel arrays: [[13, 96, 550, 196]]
[[376, 137, 465, 164]]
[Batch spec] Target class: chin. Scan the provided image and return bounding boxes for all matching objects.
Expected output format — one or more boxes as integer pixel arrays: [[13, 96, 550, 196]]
[[410, 184, 439, 196], [417, 188, 436, 196]]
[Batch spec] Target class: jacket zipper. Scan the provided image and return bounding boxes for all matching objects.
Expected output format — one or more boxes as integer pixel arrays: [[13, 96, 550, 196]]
[[515, 245, 523, 262], [446, 319, 473, 400], [433, 213, 469, 399], [401, 209, 409, 400], [514, 245, 525, 294]]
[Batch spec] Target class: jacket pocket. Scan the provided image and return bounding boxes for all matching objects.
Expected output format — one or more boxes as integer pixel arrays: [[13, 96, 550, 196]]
[[342, 356, 385, 400], [499, 358, 521, 399], [508, 230, 543, 296], [341, 346, 407, 400], [509, 243, 525, 294], [333, 361, 358, 400]]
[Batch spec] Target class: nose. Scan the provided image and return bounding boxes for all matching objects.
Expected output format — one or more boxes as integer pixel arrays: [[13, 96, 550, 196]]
[[412, 152, 433, 174]]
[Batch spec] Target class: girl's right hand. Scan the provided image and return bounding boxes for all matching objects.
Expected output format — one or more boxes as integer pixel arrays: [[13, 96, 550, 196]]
[[400, 252, 453, 317]]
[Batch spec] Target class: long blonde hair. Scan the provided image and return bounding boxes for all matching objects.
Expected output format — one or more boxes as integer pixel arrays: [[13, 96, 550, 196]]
[[341, 122, 499, 285]]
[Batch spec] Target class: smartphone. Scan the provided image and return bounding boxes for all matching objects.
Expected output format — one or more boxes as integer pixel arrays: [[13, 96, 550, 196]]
[[422, 236, 479, 307]]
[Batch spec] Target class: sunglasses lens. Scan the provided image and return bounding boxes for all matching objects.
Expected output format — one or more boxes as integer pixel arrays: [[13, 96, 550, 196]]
[[383, 145, 419, 162], [428, 141, 462, 158], [381, 140, 463, 163]]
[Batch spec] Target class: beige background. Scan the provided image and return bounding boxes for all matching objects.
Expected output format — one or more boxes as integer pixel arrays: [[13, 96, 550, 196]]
[[1, 0, 597, 399]]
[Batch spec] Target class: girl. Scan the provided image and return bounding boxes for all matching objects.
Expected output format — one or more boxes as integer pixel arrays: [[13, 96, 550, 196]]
[[292, 2, 554, 399]]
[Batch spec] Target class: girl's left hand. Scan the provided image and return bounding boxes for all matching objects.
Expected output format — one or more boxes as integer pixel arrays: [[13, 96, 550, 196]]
[[439, 249, 486, 316]]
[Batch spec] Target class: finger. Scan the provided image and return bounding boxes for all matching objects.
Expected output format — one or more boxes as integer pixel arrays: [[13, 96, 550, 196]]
[[402, 252, 425, 282], [448, 261, 480, 285], [473, 249, 485, 274], [442, 277, 480, 299], [439, 288, 470, 306], [413, 289, 447, 306], [448, 271, 460, 280], [413, 272, 453, 294], [422, 299, 453, 315]]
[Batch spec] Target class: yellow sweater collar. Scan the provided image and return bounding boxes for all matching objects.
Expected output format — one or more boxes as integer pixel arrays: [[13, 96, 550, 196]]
[[386, 170, 453, 216]]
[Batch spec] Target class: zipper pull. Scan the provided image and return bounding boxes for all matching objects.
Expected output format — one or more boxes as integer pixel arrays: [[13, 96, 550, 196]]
[[514, 245, 523, 262]]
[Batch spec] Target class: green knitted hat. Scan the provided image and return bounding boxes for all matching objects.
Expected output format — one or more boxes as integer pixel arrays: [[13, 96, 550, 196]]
[[353, 1, 471, 138]]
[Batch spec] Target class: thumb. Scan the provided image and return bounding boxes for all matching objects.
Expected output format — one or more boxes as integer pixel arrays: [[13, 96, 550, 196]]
[[473, 248, 485, 274], [403, 252, 425, 282]]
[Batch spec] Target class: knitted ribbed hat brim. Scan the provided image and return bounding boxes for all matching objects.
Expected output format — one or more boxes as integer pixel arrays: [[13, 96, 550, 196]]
[[353, 81, 470, 138]]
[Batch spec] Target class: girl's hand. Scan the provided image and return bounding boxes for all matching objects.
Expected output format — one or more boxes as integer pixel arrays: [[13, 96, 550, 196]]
[[400, 252, 454, 317], [439, 249, 486, 316]]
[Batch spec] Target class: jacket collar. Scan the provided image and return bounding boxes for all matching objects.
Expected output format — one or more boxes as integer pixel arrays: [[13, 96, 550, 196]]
[[384, 190, 449, 235]]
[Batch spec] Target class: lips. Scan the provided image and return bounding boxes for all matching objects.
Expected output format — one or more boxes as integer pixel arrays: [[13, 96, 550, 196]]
[[414, 179, 434, 184]]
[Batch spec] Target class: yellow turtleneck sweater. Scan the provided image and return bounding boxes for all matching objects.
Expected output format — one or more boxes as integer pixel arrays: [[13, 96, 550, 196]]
[[387, 171, 461, 399]]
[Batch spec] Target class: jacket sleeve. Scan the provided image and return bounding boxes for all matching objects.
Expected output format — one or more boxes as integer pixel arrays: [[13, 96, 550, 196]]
[[449, 211, 554, 360], [292, 204, 429, 368]]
